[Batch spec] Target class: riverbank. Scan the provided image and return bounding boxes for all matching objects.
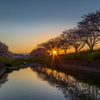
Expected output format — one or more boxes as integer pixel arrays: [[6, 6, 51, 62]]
[[0, 49, 100, 72], [31, 60, 100, 76], [53, 61, 100, 75], [0, 62, 6, 76]]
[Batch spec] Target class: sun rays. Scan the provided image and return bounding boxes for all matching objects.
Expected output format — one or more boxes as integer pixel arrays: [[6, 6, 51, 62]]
[[43, 50, 63, 68], [50, 51, 63, 67]]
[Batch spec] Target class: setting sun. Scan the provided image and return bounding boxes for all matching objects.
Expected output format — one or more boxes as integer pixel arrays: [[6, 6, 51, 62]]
[[53, 51, 57, 54]]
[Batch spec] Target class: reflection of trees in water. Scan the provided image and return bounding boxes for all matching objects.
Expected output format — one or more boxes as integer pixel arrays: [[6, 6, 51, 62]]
[[31, 66, 100, 100], [0, 74, 8, 88]]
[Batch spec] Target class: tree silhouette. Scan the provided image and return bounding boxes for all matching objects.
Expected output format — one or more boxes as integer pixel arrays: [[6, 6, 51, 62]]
[[78, 10, 100, 50], [60, 33, 71, 54], [0, 41, 8, 57], [63, 29, 85, 53], [30, 48, 49, 57]]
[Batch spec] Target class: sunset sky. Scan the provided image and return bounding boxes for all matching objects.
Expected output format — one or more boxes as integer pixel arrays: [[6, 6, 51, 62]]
[[0, 0, 100, 53]]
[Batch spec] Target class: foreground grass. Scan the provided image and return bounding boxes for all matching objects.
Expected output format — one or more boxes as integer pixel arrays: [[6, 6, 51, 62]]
[[0, 58, 27, 68], [0, 56, 50, 69]]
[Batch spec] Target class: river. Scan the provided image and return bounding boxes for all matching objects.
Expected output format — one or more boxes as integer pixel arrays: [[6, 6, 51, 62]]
[[0, 66, 100, 100]]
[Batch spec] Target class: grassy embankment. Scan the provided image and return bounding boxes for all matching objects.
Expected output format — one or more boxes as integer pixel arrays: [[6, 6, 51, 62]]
[[28, 49, 100, 64], [0, 49, 100, 69], [59, 49, 100, 61], [0, 57, 28, 69]]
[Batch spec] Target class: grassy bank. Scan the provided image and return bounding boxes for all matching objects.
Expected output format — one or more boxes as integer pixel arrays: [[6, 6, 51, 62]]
[[59, 49, 100, 61], [27, 49, 100, 63], [0, 49, 100, 69], [0, 58, 27, 68]]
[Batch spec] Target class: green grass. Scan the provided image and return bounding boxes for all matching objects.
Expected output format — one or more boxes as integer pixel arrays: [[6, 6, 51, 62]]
[[1, 49, 100, 69], [25, 49, 100, 63], [58, 49, 100, 61], [26, 56, 52, 64], [0, 57, 27, 68]]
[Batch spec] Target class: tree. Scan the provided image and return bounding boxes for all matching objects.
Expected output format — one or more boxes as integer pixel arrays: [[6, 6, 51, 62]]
[[0, 41, 9, 57], [38, 38, 62, 55], [5, 51, 14, 58], [60, 33, 71, 54], [53, 37, 63, 55], [30, 48, 49, 57], [78, 10, 100, 50], [63, 29, 86, 53], [37, 41, 53, 55]]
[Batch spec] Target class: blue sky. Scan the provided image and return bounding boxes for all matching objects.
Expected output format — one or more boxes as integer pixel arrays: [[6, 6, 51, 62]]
[[0, 0, 100, 53]]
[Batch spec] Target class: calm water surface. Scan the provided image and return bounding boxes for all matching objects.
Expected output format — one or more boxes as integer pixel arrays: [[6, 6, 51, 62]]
[[0, 66, 100, 100]]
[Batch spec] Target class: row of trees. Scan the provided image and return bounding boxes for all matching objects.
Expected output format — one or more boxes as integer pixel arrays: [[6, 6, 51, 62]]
[[30, 9, 100, 56]]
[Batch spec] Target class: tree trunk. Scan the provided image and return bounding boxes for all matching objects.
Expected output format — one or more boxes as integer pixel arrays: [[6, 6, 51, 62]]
[[75, 48, 78, 53], [90, 45, 94, 51], [65, 50, 66, 54]]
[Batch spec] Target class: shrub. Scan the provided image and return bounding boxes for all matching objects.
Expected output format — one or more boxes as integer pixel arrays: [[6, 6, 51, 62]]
[[87, 51, 100, 61]]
